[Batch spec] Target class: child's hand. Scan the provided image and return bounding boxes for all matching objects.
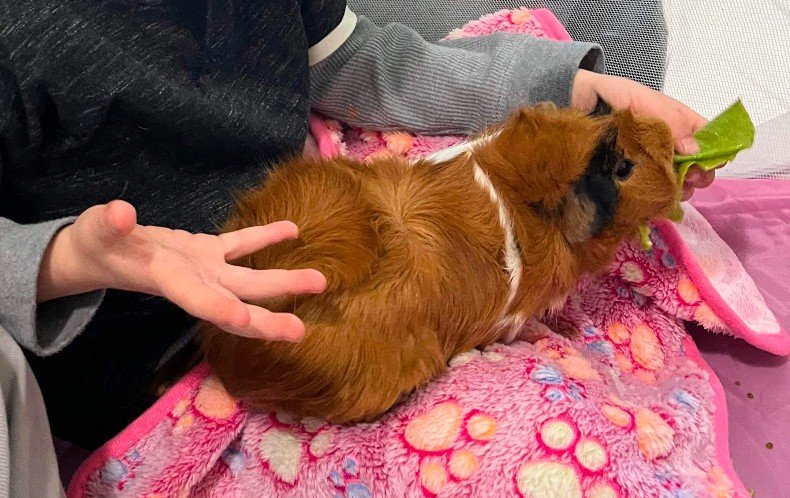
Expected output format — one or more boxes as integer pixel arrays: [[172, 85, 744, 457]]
[[37, 200, 327, 341], [572, 70, 715, 200]]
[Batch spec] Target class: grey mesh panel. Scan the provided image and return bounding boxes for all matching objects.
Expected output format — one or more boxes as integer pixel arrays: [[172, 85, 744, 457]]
[[348, 0, 668, 91]]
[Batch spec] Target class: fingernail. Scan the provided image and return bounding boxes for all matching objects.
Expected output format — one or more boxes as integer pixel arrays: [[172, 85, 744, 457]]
[[266, 331, 291, 342], [310, 271, 328, 293], [282, 331, 304, 342], [680, 137, 699, 155], [685, 168, 701, 183]]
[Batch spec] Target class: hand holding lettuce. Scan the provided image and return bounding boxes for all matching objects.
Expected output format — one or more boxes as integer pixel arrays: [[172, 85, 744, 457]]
[[639, 100, 755, 249]]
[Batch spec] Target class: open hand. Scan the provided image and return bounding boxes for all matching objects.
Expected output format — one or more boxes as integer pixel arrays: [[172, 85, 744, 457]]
[[572, 70, 715, 200], [38, 200, 327, 341]]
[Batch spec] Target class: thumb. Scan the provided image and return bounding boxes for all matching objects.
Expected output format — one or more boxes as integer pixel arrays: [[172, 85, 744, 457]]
[[105, 200, 137, 235], [676, 136, 700, 156], [671, 106, 707, 155], [89, 200, 137, 246]]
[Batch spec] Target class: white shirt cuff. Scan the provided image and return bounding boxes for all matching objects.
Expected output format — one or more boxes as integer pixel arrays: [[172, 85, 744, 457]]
[[308, 6, 357, 66]]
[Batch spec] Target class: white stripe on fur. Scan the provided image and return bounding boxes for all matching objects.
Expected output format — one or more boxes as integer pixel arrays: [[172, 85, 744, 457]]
[[424, 133, 523, 332], [470, 160, 522, 310]]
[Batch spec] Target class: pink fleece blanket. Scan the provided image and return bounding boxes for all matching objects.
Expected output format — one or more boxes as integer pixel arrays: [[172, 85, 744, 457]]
[[67, 9, 790, 498]]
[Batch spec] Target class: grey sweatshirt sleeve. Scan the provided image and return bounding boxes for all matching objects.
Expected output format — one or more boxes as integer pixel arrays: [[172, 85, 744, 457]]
[[0, 217, 104, 357], [310, 15, 604, 135]]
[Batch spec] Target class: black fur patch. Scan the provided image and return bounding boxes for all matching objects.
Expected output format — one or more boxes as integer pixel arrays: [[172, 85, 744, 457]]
[[575, 127, 620, 236]]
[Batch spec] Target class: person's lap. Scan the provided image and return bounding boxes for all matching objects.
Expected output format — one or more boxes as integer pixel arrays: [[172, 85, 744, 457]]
[[0, 325, 66, 497]]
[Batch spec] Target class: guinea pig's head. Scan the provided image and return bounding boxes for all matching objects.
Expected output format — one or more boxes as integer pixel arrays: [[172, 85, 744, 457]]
[[482, 103, 680, 273]]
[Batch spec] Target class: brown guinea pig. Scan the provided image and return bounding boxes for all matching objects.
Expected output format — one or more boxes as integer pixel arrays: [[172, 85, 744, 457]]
[[201, 103, 680, 423]]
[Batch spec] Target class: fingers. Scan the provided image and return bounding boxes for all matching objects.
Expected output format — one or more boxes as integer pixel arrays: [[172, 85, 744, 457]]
[[677, 137, 700, 156], [685, 167, 715, 188], [243, 305, 307, 341], [683, 168, 716, 200], [162, 276, 252, 333], [658, 101, 714, 200], [219, 221, 299, 260], [682, 184, 695, 201], [694, 169, 716, 189], [161, 268, 310, 341], [79, 200, 137, 248], [219, 267, 327, 301], [670, 106, 707, 154], [595, 74, 707, 157], [584, 73, 708, 159], [682, 171, 715, 200], [569, 69, 600, 113]]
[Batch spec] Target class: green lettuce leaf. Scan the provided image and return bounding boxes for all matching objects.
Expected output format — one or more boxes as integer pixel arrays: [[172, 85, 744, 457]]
[[674, 99, 755, 186], [638, 99, 755, 250]]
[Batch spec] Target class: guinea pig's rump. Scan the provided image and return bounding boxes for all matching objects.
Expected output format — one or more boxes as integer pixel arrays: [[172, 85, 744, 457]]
[[201, 154, 510, 423]]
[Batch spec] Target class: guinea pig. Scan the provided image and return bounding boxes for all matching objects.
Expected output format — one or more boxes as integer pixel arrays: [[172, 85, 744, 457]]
[[201, 103, 680, 423]]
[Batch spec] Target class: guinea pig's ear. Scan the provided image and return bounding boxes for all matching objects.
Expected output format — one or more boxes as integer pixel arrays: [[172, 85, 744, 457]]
[[501, 106, 544, 141], [503, 103, 561, 139], [615, 109, 674, 166]]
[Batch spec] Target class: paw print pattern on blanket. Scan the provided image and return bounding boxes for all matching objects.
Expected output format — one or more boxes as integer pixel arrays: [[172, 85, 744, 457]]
[[97, 449, 140, 492], [255, 412, 335, 485], [518, 415, 620, 498], [528, 359, 590, 403], [605, 320, 665, 384], [402, 401, 496, 495], [606, 229, 728, 334], [328, 458, 373, 498]]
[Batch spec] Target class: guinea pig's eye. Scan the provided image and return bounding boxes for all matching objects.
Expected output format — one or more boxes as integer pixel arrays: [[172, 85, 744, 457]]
[[614, 159, 634, 181]]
